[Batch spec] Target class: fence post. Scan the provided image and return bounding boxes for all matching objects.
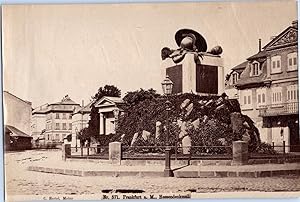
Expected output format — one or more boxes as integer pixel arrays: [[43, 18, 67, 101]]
[[232, 141, 248, 165], [81, 146, 83, 156], [283, 140, 286, 162], [62, 144, 71, 161], [109, 142, 122, 165], [175, 144, 177, 161]]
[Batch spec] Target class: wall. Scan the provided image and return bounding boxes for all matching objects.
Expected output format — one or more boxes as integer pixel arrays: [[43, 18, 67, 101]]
[[31, 113, 46, 140], [267, 46, 298, 81], [71, 112, 90, 147], [4, 91, 32, 135]]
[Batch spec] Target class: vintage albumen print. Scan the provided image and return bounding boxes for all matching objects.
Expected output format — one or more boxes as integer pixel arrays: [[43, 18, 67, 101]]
[[2, 1, 300, 201]]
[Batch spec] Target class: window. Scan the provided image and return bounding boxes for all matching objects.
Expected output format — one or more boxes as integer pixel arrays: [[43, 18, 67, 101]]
[[69, 123, 72, 130], [287, 52, 297, 71], [55, 123, 60, 130], [256, 88, 267, 108], [62, 123, 67, 130], [271, 87, 282, 105], [69, 114, 72, 119], [56, 113, 60, 119], [271, 56, 282, 74], [55, 134, 60, 141], [63, 113, 66, 119], [251, 62, 261, 76], [47, 134, 50, 140], [287, 85, 298, 102], [232, 72, 239, 84], [241, 90, 252, 109]]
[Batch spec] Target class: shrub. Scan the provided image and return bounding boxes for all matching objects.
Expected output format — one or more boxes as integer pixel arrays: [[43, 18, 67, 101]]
[[252, 142, 277, 155]]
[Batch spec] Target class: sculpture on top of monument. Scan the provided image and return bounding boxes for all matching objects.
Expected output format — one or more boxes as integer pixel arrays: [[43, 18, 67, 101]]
[[161, 29, 223, 64]]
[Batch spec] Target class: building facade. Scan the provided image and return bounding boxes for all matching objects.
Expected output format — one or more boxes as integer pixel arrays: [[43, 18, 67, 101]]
[[71, 101, 92, 147], [225, 20, 298, 151], [3, 91, 33, 150], [31, 95, 80, 144], [31, 104, 48, 141], [4, 91, 32, 135]]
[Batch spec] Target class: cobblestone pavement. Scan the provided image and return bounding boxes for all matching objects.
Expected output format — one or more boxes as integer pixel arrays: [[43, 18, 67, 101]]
[[5, 150, 300, 196]]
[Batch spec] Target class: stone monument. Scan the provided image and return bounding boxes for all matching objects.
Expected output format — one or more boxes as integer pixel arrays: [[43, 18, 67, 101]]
[[161, 29, 224, 95]]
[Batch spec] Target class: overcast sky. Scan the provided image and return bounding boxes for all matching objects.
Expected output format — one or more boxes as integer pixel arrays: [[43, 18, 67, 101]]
[[3, 1, 297, 108]]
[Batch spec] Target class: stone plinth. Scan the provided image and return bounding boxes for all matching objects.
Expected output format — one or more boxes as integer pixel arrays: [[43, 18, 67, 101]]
[[109, 142, 122, 165], [163, 53, 224, 95], [232, 141, 248, 165], [62, 144, 71, 161], [182, 136, 191, 155]]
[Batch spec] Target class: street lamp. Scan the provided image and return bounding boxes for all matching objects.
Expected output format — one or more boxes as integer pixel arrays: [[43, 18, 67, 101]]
[[161, 75, 174, 177]]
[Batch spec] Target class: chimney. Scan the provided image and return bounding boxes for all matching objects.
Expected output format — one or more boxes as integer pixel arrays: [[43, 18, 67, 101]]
[[258, 38, 262, 52], [292, 20, 298, 28], [82, 100, 84, 107]]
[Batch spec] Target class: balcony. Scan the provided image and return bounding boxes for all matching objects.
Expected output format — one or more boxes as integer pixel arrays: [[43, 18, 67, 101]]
[[259, 102, 298, 117]]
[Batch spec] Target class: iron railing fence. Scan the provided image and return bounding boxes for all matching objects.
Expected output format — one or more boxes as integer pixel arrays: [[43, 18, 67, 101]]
[[66, 143, 300, 162], [121, 145, 232, 160], [249, 142, 300, 162], [69, 146, 109, 159]]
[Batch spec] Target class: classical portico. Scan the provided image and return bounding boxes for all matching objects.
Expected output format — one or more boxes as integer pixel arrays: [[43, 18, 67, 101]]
[[94, 96, 124, 135]]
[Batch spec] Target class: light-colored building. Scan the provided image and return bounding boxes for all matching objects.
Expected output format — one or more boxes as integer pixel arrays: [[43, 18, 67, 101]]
[[4, 91, 32, 135], [31, 95, 80, 144], [31, 104, 48, 141], [3, 91, 33, 150], [94, 96, 125, 136], [226, 20, 298, 152], [71, 101, 92, 147]]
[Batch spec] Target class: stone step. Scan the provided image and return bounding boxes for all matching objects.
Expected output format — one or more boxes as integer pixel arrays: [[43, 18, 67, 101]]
[[27, 165, 300, 178]]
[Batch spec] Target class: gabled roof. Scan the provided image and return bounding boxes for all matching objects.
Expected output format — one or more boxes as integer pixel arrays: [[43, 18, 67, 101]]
[[5, 125, 32, 138], [32, 104, 49, 114], [262, 24, 297, 51], [232, 61, 248, 71], [94, 96, 124, 108], [3, 91, 32, 105], [52, 98, 78, 105], [247, 50, 267, 61], [73, 101, 92, 114]]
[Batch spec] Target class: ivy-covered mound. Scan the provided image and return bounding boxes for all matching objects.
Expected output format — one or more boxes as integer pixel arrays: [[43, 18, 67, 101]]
[[113, 92, 275, 155]]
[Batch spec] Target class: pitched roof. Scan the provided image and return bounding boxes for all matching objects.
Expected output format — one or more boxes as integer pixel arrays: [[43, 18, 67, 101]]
[[94, 96, 124, 108], [231, 61, 248, 73], [3, 91, 32, 105], [52, 98, 78, 105], [5, 125, 32, 138], [32, 104, 49, 114], [247, 50, 267, 60], [73, 101, 93, 114], [262, 24, 297, 50], [235, 61, 268, 88]]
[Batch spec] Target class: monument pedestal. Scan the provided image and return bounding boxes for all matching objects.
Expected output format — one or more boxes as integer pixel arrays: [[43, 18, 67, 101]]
[[162, 53, 224, 95]]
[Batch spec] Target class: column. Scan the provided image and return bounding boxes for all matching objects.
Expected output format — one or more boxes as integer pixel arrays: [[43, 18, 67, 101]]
[[99, 113, 104, 135], [113, 109, 119, 134], [182, 53, 196, 93], [218, 64, 225, 95]]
